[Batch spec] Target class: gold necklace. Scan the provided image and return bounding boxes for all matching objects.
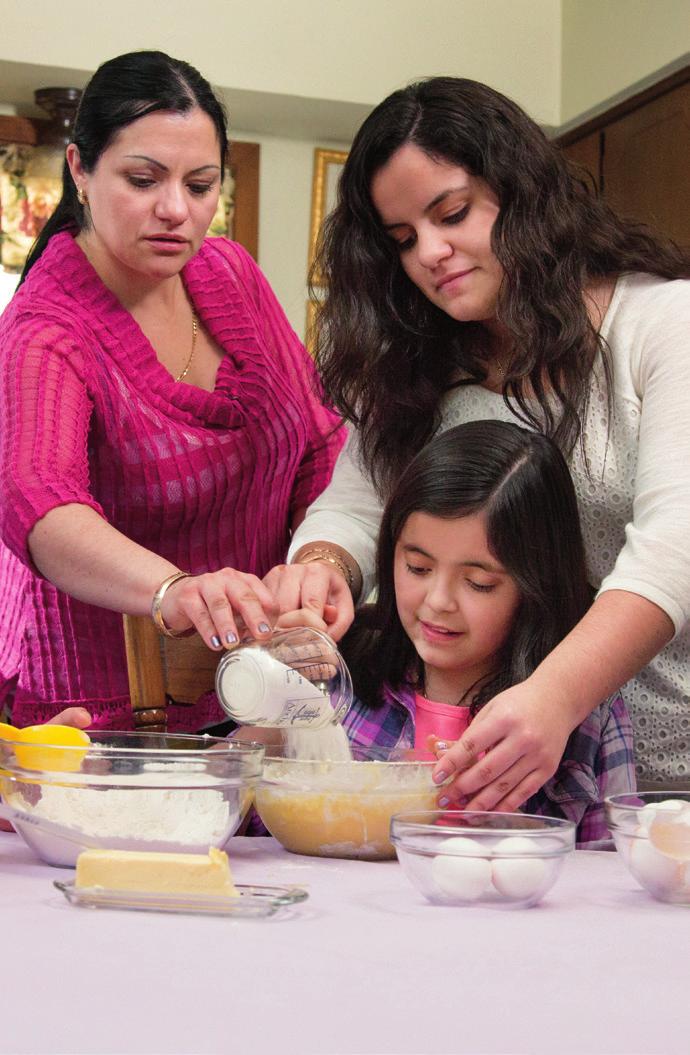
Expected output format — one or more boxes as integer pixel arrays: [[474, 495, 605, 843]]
[[419, 668, 482, 707], [174, 310, 198, 383]]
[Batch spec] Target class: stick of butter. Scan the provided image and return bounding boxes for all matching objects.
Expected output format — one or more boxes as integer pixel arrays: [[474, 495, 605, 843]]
[[75, 847, 239, 897]]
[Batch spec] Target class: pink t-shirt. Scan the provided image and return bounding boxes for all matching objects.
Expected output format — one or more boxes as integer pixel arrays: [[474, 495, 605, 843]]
[[0, 233, 344, 730], [413, 692, 471, 750]]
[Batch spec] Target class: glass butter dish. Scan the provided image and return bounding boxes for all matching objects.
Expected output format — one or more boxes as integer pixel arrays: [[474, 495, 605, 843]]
[[54, 880, 308, 919]]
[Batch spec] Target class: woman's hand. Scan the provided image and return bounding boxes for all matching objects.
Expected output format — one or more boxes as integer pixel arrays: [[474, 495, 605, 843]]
[[29, 507, 279, 651], [432, 681, 575, 812], [262, 562, 355, 641], [159, 569, 279, 650]]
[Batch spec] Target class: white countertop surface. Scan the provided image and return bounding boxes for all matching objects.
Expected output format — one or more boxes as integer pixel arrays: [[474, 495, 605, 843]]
[[1, 833, 689, 1055]]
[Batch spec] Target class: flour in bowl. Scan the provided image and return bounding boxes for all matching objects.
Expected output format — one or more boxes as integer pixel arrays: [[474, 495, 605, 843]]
[[18, 770, 234, 845]]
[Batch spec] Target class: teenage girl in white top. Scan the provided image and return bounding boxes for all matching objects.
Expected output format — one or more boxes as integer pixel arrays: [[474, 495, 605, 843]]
[[265, 77, 690, 805]]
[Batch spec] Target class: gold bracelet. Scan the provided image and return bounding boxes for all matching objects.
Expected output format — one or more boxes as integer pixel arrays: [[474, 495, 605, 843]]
[[295, 547, 354, 590], [150, 571, 191, 638]]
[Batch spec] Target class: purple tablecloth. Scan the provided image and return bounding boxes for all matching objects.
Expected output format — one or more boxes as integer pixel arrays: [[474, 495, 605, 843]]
[[1, 833, 689, 1055]]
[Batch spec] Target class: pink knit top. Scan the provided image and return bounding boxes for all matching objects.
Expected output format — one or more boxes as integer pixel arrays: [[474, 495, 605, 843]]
[[0, 232, 343, 731]]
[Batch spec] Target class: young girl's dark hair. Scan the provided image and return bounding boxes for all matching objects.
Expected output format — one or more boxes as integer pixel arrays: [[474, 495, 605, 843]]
[[21, 50, 228, 282], [342, 419, 593, 713], [313, 77, 689, 496]]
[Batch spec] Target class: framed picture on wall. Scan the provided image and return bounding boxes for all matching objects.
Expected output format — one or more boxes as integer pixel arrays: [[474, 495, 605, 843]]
[[308, 147, 347, 286]]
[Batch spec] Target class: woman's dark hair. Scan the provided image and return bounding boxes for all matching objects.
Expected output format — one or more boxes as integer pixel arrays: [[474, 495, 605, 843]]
[[341, 419, 593, 712], [313, 77, 689, 496], [21, 50, 228, 281]]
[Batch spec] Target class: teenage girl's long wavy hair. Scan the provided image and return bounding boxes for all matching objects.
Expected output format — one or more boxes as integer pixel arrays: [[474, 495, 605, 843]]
[[340, 420, 593, 712], [313, 77, 689, 497], [20, 50, 228, 282]]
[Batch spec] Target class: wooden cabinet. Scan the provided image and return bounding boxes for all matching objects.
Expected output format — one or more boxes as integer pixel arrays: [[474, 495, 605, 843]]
[[603, 81, 689, 245], [558, 68, 689, 245], [227, 140, 260, 261], [561, 129, 602, 191]]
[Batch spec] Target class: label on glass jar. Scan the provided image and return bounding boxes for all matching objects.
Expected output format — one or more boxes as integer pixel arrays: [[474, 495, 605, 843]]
[[216, 650, 338, 729]]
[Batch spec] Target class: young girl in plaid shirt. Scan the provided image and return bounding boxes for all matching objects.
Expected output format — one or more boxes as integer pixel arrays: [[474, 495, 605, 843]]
[[340, 420, 635, 848]]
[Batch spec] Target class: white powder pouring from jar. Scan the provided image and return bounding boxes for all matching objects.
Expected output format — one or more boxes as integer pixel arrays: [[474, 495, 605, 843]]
[[283, 723, 353, 762]]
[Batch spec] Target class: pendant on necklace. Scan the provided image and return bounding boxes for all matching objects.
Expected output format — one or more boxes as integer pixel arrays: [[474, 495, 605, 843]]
[[174, 310, 198, 383]]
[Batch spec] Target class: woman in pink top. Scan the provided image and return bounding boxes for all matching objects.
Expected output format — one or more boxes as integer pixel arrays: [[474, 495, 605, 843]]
[[0, 51, 344, 731]]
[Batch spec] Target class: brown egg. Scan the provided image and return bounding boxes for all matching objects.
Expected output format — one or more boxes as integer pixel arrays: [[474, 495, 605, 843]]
[[648, 805, 690, 860]]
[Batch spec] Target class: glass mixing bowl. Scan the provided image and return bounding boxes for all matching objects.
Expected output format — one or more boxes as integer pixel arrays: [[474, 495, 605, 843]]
[[0, 731, 264, 867], [605, 791, 690, 904], [255, 745, 441, 860]]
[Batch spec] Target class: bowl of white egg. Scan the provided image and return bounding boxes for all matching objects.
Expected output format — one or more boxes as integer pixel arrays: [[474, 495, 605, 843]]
[[390, 810, 575, 908], [605, 791, 690, 904]]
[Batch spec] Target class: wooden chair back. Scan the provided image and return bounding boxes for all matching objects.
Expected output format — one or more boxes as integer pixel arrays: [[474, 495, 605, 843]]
[[123, 615, 222, 731]]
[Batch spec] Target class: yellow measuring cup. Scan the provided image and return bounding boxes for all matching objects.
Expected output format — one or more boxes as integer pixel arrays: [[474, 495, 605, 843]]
[[0, 724, 90, 772]]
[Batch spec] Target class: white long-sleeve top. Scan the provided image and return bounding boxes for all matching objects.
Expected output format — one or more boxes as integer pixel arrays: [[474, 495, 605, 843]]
[[290, 274, 690, 783]]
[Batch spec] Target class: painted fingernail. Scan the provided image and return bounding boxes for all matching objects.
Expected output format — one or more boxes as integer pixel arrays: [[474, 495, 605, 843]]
[[226, 632, 238, 645], [433, 769, 449, 784], [438, 797, 450, 808], [434, 740, 450, 752], [211, 635, 222, 648], [258, 623, 271, 634]]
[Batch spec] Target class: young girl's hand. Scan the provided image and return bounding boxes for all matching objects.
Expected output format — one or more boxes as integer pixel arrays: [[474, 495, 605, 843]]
[[427, 736, 482, 808], [432, 681, 576, 812], [47, 707, 92, 729], [275, 604, 338, 634]]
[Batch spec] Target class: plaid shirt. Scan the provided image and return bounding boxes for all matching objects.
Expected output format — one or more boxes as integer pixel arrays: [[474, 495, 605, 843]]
[[343, 682, 636, 849]]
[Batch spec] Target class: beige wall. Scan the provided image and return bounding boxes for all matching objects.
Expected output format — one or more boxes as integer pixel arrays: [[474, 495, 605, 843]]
[[0, 1, 687, 334], [561, 0, 690, 123], [0, 0, 562, 123], [234, 130, 350, 337], [0, 0, 561, 335]]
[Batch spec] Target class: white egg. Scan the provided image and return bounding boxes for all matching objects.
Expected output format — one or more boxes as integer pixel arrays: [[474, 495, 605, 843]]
[[490, 836, 548, 900], [492, 835, 537, 855], [638, 799, 688, 832], [431, 836, 492, 901], [628, 831, 684, 893]]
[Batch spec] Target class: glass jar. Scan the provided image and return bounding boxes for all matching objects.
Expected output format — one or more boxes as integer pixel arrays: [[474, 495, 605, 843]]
[[215, 626, 352, 729]]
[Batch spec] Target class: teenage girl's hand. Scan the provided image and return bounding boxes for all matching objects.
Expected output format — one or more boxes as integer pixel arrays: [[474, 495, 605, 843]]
[[432, 681, 575, 812], [160, 569, 279, 650], [262, 562, 355, 641]]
